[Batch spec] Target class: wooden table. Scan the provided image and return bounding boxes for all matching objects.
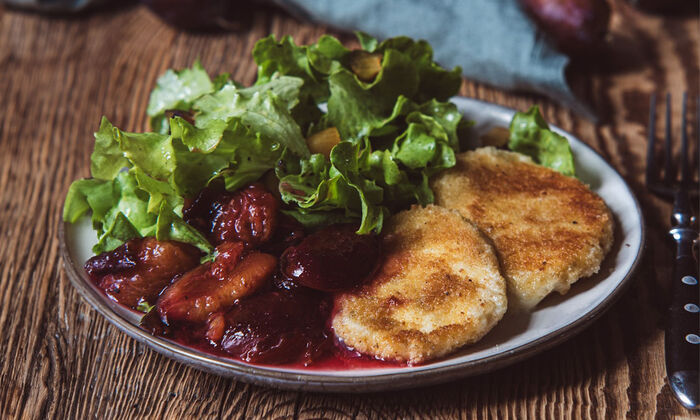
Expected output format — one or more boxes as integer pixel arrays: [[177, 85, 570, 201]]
[[0, 1, 697, 418]]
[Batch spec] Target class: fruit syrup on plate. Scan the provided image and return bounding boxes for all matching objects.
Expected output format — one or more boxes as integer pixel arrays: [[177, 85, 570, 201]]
[[85, 181, 401, 368]]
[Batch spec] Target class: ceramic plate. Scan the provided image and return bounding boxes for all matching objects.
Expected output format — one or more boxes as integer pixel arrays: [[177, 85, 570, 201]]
[[60, 97, 645, 393]]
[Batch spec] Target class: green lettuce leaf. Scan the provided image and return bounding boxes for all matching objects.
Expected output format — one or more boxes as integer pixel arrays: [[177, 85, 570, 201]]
[[353, 34, 462, 102], [251, 33, 463, 139], [355, 31, 378, 52], [115, 130, 175, 181], [237, 75, 304, 111], [320, 33, 462, 147], [147, 61, 229, 134], [306, 35, 350, 76], [91, 117, 131, 180], [253, 35, 328, 102], [194, 82, 309, 158], [277, 152, 354, 213], [508, 106, 575, 176], [63, 178, 112, 224], [212, 120, 283, 192], [64, 171, 212, 254], [377, 38, 462, 103], [327, 50, 419, 141], [416, 99, 468, 150], [329, 141, 386, 233], [276, 148, 381, 233], [132, 167, 180, 213], [147, 61, 214, 116], [252, 36, 343, 131], [277, 134, 441, 235]]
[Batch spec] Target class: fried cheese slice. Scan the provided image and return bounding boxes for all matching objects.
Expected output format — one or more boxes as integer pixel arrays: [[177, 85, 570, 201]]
[[431, 147, 614, 311], [332, 205, 507, 364]]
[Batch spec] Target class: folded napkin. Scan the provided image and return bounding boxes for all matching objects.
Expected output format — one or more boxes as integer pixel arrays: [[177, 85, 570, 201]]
[[278, 0, 592, 117]]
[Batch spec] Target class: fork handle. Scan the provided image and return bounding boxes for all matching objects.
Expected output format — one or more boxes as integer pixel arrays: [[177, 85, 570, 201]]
[[665, 228, 699, 410]]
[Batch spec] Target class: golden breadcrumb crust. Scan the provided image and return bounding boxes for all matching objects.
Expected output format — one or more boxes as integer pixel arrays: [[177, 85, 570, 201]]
[[332, 205, 507, 364], [431, 147, 614, 310]]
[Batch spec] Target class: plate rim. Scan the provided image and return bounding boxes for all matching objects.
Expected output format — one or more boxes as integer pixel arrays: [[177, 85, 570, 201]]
[[59, 97, 646, 393]]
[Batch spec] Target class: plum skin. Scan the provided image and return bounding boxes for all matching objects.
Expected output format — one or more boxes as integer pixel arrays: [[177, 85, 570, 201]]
[[84, 237, 200, 310], [183, 183, 279, 248], [280, 224, 381, 292]]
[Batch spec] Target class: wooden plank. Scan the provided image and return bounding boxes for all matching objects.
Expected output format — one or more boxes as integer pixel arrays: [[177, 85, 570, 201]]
[[0, 2, 697, 418]]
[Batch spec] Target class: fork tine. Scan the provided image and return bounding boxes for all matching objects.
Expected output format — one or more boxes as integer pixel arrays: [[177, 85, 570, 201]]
[[664, 92, 674, 183], [679, 92, 690, 184], [646, 93, 658, 187]]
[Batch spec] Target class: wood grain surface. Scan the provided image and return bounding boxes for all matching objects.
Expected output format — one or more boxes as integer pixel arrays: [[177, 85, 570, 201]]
[[0, 1, 698, 418]]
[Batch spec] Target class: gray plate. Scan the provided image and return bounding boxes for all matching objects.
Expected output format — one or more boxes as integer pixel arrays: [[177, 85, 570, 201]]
[[59, 97, 645, 393]]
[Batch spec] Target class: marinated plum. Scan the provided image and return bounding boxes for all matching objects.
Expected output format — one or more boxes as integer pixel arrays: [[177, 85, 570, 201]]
[[270, 271, 300, 291], [183, 183, 279, 248], [97, 184, 381, 366], [85, 237, 200, 310], [259, 215, 305, 256], [214, 289, 332, 365], [85, 240, 139, 278], [280, 224, 381, 292], [157, 242, 277, 325], [205, 312, 227, 343], [182, 184, 220, 234], [213, 184, 279, 246]]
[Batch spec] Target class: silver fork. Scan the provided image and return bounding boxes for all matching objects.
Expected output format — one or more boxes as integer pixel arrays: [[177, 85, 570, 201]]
[[646, 92, 700, 410]]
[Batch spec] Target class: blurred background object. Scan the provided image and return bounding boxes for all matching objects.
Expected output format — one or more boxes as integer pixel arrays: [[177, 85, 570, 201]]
[[626, 0, 699, 14], [518, 0, 611, 56], [138, 0, 262, 30]]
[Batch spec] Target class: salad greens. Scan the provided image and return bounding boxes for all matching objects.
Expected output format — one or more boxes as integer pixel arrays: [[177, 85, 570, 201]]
[[147, 61, 228, 134], [508, 105, 576, 177], [63, 32, 575, 256]]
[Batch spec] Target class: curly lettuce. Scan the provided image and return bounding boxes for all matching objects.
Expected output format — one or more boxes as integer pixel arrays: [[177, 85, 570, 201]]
[[508, 106, 575, 176], [146, 61, 231, 134], [257, 33, 467, 233], [65, 68, 309, 254], [64, 33, 574, 256]]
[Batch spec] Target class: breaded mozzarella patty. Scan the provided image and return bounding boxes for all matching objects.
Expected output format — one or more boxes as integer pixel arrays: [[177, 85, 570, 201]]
[[431, 147, 614, 310], [332, 205, 507, 364]]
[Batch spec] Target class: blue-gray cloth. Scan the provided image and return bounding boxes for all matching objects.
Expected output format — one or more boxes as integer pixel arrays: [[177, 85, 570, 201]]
[[279, 0, 592, 117]]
